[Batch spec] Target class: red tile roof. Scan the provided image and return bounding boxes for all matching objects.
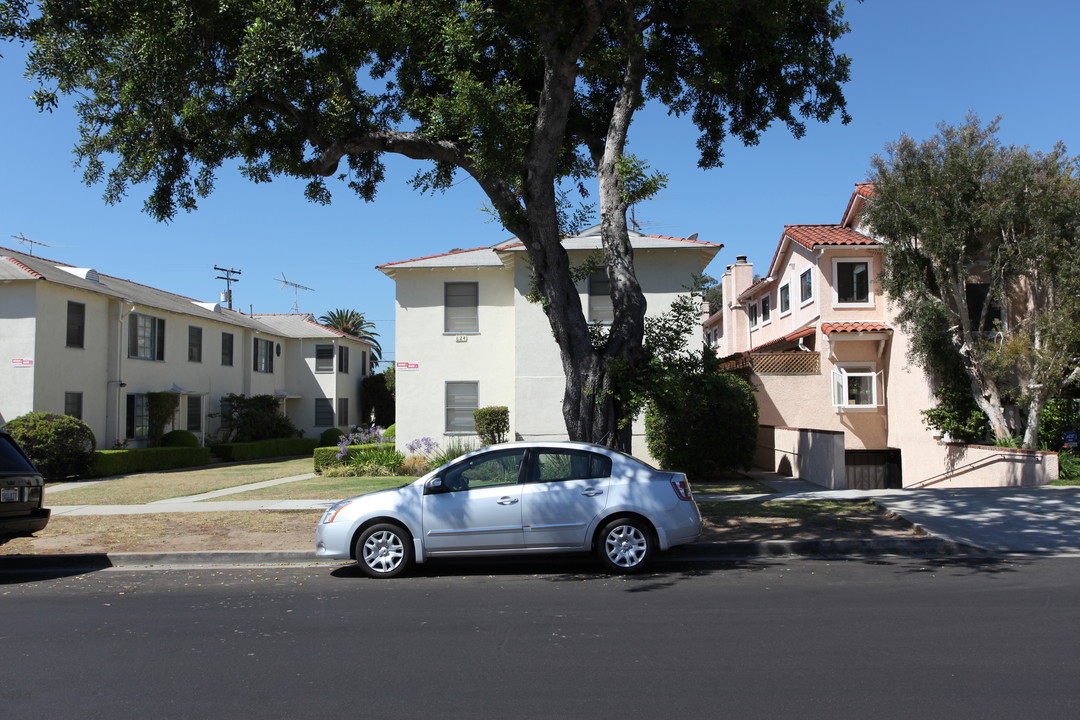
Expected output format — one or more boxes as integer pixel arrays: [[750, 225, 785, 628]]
[[821, 322, 891, 335], [855, 183, 874, 198], [784, 225, 878, 249], [2, 255, 44, 279], [375, 245, 495, 269], [750, 325, 817, 352]]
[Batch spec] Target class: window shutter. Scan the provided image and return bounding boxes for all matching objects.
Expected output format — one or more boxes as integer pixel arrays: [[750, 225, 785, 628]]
[[253, 339, 259, 371], [155, 318, 166, 360], [128, 315, 138, 356], [126, 394, 135, 438]]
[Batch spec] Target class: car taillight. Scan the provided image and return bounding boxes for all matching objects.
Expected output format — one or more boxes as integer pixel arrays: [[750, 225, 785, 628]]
[[670, 475, 693, 501]]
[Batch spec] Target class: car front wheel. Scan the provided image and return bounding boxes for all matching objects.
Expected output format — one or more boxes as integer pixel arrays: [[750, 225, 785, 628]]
[[355, 523, 414, 579], [597, 517, 653, 574]]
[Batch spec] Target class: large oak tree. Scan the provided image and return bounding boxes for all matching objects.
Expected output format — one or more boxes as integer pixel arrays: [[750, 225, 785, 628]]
[[3, 0, 852, 448]]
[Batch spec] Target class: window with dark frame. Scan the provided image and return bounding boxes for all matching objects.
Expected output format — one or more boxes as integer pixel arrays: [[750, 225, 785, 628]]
[[338, 345, 349, 373], [129, 313, 165, 360], [779, 284, 791, 314], [835, 260, 870, 304], [221, 332, 234, 366], [64, 391, 83, 420], [800, 269, 813, 304], [66, 301, 86, 348], [315, 344, 334, 372], [126, 393, 149, 439], [188, 326, 203, 362], [445, 282, 479, 333], [761, 295, 771, 323], [314, 398, 335, 427], [254, 338, 274, 373]]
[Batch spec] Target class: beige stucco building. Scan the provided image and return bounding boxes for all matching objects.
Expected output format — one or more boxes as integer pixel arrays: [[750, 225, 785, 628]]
[[379, 226, 721, 459], [707, 185, 1057, 488], [0, 246, 373, 448]]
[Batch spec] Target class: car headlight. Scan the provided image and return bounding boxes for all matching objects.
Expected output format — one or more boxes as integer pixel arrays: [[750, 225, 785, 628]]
[[322, 499, 354, 524]]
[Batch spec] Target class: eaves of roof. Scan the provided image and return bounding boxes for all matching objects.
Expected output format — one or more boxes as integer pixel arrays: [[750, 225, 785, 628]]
[[749, 325, 817, 352], [821, 322, 891, 335]]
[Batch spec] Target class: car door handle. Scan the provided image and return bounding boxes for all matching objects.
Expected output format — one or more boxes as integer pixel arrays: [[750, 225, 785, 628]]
[[581, 488, 604, 497], [497, 497, 519, 505]]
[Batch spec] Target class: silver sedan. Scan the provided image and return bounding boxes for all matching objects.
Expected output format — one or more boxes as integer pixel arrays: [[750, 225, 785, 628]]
[[316, 441, 701, 577]]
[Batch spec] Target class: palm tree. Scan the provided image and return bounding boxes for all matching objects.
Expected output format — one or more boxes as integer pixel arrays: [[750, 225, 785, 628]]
[[319, 308, 382, 370]]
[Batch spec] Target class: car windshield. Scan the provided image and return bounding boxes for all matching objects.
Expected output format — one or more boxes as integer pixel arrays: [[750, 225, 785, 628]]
[[0, 434, 37, 475]]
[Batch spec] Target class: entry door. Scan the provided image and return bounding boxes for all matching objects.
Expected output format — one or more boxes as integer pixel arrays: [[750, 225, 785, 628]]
[[422, 449, 526, 553]]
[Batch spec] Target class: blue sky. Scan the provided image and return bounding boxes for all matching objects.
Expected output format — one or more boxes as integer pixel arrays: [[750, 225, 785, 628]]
[[2, 1, 1078, 365]]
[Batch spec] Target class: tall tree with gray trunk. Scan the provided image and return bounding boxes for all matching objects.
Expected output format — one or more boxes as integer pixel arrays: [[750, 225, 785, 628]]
[[3, 0, 851, 449]]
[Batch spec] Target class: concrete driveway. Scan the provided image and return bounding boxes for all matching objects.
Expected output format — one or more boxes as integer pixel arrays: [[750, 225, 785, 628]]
[[872, 486, 1080, 554]]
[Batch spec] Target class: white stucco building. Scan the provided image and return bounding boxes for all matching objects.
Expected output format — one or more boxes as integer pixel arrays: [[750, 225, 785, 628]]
[[378, 226, 722, 459], [0, 246, 373, 448]]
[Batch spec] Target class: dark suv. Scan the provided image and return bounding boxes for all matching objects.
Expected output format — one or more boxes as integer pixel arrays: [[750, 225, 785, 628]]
[[0, 430, 50, 537]]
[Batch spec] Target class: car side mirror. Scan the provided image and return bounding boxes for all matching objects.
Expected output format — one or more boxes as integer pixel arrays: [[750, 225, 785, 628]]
[[425, 476, 449, 495]]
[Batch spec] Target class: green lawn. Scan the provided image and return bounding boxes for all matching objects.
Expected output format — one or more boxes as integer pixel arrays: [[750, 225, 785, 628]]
[[46, 457, 315, 505]]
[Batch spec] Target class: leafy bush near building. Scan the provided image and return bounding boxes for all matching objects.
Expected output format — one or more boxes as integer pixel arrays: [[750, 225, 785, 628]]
[[212, 438, 317, 462], [90, 446, 210, 477], [474, 406, 509, 446], [216, 393, 300, 442], [319, 427, 346, 446], [314, 442, 386, 472], [360, 372, 395, 428], [3, 412, 96, 480], [645, 372, 758, 480], [161, 429, 200, 448]]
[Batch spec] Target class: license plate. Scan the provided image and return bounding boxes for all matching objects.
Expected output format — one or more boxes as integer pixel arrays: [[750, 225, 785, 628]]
[[0, 487, 20, 502]]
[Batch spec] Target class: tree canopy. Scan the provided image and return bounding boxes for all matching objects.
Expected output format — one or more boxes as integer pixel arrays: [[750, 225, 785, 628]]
[[319, 308, 382, 369], [3, 0, 853, 448], [864, 115, 1080, 449]]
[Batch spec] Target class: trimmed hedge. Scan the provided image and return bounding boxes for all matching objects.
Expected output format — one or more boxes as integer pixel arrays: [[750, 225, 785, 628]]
[[90, 446, 211, 477], [212, 438, 318, 462], [313, 443, 386, 472], [161, 429, 201, 448], [474, 406, 509, 446], [319, 427, 346, 446]]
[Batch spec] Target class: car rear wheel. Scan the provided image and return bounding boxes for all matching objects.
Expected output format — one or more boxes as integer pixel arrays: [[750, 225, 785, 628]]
[[597, 517, 653, 574], [355, 523, 413, 579]]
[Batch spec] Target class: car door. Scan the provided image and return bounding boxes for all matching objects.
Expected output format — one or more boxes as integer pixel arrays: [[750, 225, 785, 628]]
[[521, 448, 612, 549], [422, 448, 526, 553]]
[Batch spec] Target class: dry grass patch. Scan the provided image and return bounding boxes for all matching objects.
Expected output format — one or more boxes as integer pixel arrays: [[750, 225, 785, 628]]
[[47, 458, 315, 505], [0, 510, 323, 555], [212, 475, 409, 501]]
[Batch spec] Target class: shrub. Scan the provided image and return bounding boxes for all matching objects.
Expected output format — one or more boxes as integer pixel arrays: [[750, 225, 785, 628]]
[[161, 429, 200, 448], [474, 406, 509, 446], [384, 423, 397, 439], [3, 412, 96, 480], [645, 372, 758, 480], [347, 445, 405, 476], [216, 393, 299, 442], [430, 440, 475, 468], [360, 373, 395, 428], [90, 447, 210, 477], [146, 391, 180, 446], [314, 443, 385, 472], [399, 455, 430, 476], [319, 427, 346, 447], [211, 438, 317, 462], [1057, 450, 1080, 483]]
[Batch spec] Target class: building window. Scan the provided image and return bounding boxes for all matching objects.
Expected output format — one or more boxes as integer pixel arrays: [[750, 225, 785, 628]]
[[315, 398, 335, 427], [761, 295, 771, 324], [254, 338, 274, 373], [126, 393, 149, 439], [831, 364, 882, 410], [779, 284, 791, 315], [129, 313, 165, 361], [445, 282, 479, 333], [315, 344, 334, 372], [66, 301, 86, 348], [187, 395, 202, 432], [748, 302, 759, 328], [834, 259, 872, 306], [799, 269, 813, 305], [221, 332, 234, 366], [966, 283, 1002, 331], [188, 326, 203, 362], [588, 270, 614, 324], [64, 392, 83, 420], [338, 346, 350, 374], [361, 351, 369, 377], [446, 381, 479, 433], [337, 398, 349, 427]]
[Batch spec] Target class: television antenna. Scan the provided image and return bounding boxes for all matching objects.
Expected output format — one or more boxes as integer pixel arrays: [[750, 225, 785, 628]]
[[276, 272, 315, 313], [11, 233, 50, 256]]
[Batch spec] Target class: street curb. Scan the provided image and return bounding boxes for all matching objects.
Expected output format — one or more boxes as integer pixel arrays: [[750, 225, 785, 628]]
[[0, 537, 988, 571]]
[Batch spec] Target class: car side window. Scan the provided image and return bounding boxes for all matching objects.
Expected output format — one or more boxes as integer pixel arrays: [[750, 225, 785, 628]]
[[534, 450, 612, 483], [442, 450, 525, 491]]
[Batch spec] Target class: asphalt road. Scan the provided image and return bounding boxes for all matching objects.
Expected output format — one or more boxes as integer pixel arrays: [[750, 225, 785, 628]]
[[3, 556, 1079, 720]]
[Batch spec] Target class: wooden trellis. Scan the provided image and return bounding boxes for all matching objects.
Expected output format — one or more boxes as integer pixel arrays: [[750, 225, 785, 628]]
[[750, 351, 820, 375]]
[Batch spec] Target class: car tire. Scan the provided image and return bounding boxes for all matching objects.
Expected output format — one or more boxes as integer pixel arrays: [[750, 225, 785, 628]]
[[355, 523, 414, 579], [596, 517, 653, 574]]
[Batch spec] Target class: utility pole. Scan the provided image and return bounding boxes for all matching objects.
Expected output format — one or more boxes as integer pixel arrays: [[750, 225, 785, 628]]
[[214, 265, 242, 310]]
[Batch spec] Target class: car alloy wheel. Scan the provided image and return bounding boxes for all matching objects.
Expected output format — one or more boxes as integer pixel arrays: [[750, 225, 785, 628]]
[[356, 523, 413, 579], [598, 518, 652, 573]]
